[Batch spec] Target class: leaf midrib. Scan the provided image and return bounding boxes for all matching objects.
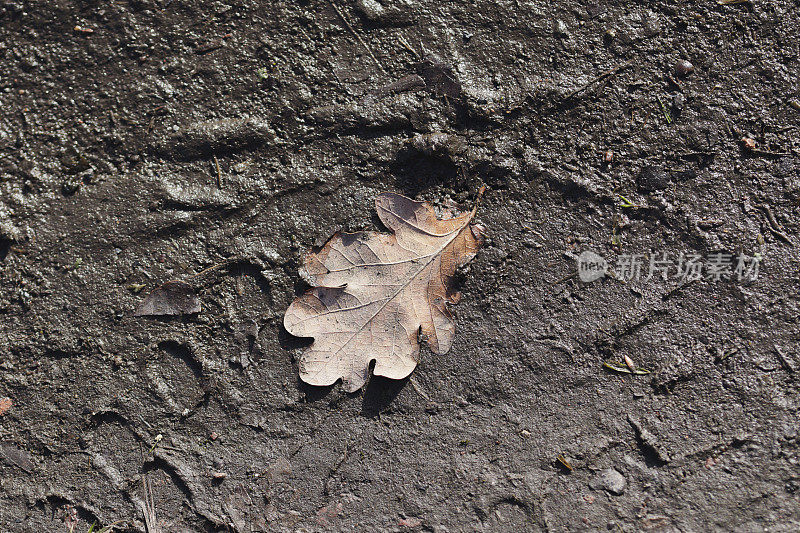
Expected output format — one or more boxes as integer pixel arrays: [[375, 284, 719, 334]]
[[322, 216, 473, 374]]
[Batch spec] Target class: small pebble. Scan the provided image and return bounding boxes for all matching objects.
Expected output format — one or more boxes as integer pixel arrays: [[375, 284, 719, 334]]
[[675, 59, 694, 77], [554, 19, 569, 37], [741, 137, 757, 150], [590, 468, 626, 495]]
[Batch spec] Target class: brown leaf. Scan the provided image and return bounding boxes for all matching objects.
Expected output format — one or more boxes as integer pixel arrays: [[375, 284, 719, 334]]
[[134, 280, 201, 316], [0, 443, 34, 473], [284, 189, 485, 392]]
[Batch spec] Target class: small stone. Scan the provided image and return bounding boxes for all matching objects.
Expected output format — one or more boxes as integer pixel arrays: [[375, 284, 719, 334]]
[[642, 11, 661, 37], [355, 0, 416, 26], [553, 19, 569, 37], [741, 137, 757, 151], [212, 471, 228, 481], [590, 468, 626, 495], [637, 165, 669, 192], [675, 59, 694, 77]]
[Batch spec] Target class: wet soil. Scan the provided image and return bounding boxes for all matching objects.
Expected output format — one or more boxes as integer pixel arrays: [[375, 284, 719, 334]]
[[1, 0, 799, 531]]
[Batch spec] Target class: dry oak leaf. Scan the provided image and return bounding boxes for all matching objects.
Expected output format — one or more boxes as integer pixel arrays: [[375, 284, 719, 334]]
[[284, 189, 485, 392]]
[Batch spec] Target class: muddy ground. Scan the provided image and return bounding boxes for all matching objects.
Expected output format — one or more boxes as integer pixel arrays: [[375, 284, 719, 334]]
[[1, 0, 799, 531]]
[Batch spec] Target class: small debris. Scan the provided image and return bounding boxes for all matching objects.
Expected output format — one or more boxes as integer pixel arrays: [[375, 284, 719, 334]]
[[211, 471, 228, 481], [134, 280, 201, 316], [617, 195, 643, 209], [556, 455, 574, 472], [602, 150, 614, 164], [657, 96, 673, 124], [563, 60, 633, 102], [674, 59, 694, 77], [398, 517, 423, 528], [0, 397, 11, 416], [63, 506, 79, 531], [0, 443, 34, 473], [553, 19, 569, 37], [741, 137, 757, 151], [603, 360, 650, 375], [209, 431, 219, 441], [758, 204, 792, 243], [73, 25, 94, 34], [127, 283, 146, 294], [589, 468, 626, 495]]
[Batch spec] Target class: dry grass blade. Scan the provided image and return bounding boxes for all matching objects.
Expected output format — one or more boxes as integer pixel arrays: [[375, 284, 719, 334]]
[[141, 472, 160, 533], [603, 360, 651, 375]]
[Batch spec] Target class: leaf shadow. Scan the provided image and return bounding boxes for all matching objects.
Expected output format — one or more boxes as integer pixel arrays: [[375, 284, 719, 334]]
[[297, 378, 336, 402], [277, 323, 312, 352], [361, 373, 409, 418], [391, 152, 461, 198]]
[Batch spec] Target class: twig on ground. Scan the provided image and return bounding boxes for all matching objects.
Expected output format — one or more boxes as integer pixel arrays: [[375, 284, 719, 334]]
[[212, 155, 222, 188], [396, 35, 419, 59], [329, 1, 387, 75], [563, 60, 633, 102], [141, 470, 160, 533], [758, 204, 791, 243]]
